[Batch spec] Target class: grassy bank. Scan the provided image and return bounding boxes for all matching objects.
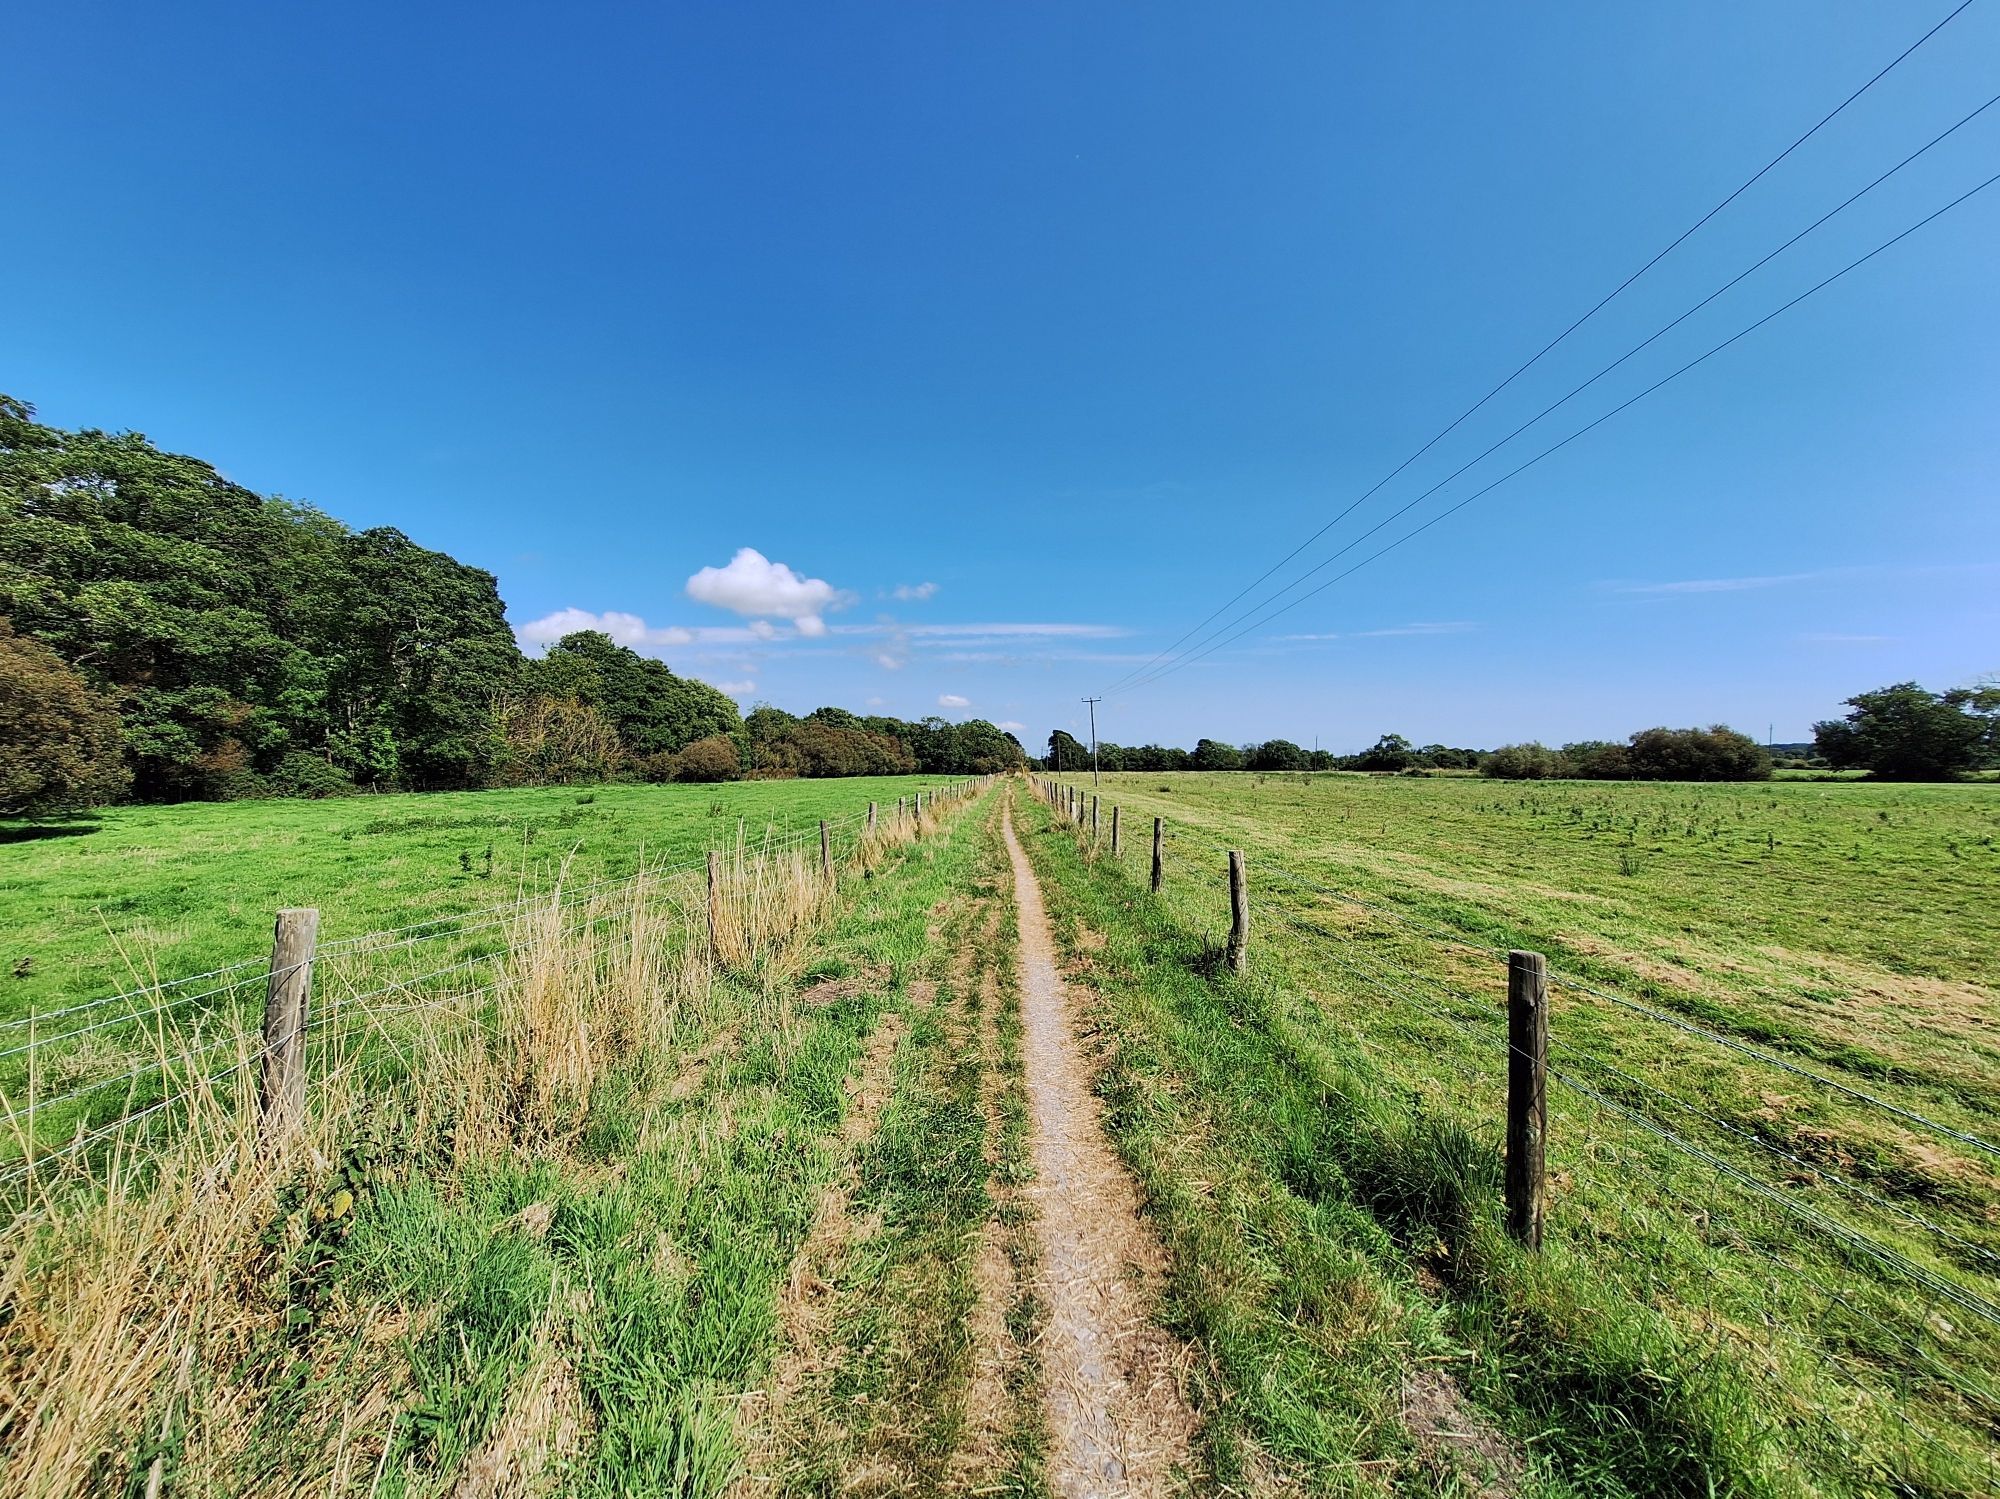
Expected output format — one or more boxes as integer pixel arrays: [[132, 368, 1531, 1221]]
[[1, 782, 996, 1496], [1027, 775, 1998, 1495]]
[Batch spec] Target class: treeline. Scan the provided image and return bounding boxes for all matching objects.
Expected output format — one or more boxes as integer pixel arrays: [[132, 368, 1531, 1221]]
[[0, 397, 1024, 814], [1044, 726, 1776, 781], [1041, 730, 1482, 775]]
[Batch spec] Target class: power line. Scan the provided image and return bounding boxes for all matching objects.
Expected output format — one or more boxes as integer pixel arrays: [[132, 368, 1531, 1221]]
[[1109, 87, 2000, 694], [1111, 165, 2000, 696], [1100, 0, 1978, 698]]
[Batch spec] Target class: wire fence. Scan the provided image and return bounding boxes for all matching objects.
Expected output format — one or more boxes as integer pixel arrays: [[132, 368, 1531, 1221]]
[[0, 782, 990, 1192], [1035, 775, 2000, 1469]]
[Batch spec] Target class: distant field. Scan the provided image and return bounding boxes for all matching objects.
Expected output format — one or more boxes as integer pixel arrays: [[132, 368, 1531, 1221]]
[[1041, 770, 2000, 1493], [0, 776, 956, 1020]]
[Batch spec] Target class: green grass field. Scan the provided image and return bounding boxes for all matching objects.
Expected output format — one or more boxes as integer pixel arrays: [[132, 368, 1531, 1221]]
[[0, 776, 959, 1024], [8, 770, 1999, 1495], [1038, 770, 2000, 1495]]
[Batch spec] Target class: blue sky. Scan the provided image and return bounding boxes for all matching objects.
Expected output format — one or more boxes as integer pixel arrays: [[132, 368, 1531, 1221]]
[[6, 1, 1996, 753]]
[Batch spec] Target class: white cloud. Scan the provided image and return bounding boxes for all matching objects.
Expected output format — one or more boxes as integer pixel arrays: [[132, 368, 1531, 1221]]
[[702, 678, 757, 696], [686, 548, 849, 635], [997, 720, 1026, 733], [938, 693, 971, 709], [890, 581, 938, 601], [514, 607, 700, 653], [749, 619, 778, 641], [865, 696, 887, 708], [873, 652, 905, 671]]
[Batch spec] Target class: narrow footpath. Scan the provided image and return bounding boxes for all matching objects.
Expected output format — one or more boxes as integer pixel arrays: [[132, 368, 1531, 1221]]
[[1000, 799, 1196, 1498]]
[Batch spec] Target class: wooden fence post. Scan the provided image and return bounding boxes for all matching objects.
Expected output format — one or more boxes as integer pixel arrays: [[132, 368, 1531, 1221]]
[[820, 819, 832, 878], [1225, 851, 1248, 973], [1111, 805, 1120, 855], [1091, 795, 1099, 838], [1151, 817, 1164, 892], [707, 851, 720, 957], [867, 801, 877, 833], [1506, 950, 1549, 1249], [258, 907, 319, 1143]]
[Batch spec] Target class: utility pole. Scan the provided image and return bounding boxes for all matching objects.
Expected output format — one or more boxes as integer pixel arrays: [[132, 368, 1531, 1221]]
[[1081, 697, 1102, 787]]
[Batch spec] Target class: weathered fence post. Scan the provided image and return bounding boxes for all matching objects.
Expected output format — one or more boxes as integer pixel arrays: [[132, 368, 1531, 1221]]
[[707, 850, 720, 957], [867, 801, 877, 833], [1151, 817, 1164, 892], [1225, 851, 1248, 973], [258, 907, 319, 1143], [1111, 804, 1121, 855], [820, 819, 832, 878], [1506, 950, 1549, 1249]]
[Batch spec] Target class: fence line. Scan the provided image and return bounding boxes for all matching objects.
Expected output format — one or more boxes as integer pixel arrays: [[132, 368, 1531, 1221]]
[[2, 778, 995, 1191]]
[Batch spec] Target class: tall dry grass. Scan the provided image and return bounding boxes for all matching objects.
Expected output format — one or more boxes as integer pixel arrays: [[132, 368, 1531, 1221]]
[[0, 809, 929, 1498]]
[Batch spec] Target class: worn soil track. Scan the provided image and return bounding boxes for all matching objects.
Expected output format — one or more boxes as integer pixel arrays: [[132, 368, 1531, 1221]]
[[1000, 801, 1196, 1497]]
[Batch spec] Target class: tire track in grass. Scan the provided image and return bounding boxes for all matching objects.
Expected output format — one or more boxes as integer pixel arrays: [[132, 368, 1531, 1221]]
[[736, 991, 911, 1484], [1000, 799, 1198, 1497]]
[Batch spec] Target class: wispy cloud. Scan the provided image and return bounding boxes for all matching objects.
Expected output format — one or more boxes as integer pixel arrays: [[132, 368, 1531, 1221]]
[[700, 677, 757, 696], [938, 693, 971, 709], [887, 581, 938, 602], [1273, 620, 1478, 642], [1604, 570, 1840, 596], [996, 720, 1026, 733]]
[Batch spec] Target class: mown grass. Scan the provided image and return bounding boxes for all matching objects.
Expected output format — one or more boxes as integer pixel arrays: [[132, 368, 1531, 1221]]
[[0, 782, 996, 1497], [1033, 774, 2000, 1495], [0, 775, 961, 1024]]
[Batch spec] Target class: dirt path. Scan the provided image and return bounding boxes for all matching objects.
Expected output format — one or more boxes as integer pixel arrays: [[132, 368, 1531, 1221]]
[[1000, 800, 1196, 1497]]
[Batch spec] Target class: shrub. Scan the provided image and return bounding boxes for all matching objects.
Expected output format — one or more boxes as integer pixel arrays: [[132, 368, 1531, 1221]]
[[0, 619, 130, 815], [1625, 725, 1770, 781], [1480, 742, 1564, 779], [670, 735, 741, 783], [266, 752, 356, 799]]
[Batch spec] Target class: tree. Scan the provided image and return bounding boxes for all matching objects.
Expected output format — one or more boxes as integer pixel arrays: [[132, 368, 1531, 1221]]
[[668, 734, 741, 782], [1562, 740, 1631, 779], [1047, 729, 1087, 772], [1624, 726, 1770, 782], [0, 618, 129, 814], [531, 631, 739, 759], [492, 696, 623, 785], [1190, 738, 1243, 771], [1246, 738, 1308, 771], [1481, 742, 1563, 779], [1349, 733, 1417, 772], [1814, 683, 1992, 780]]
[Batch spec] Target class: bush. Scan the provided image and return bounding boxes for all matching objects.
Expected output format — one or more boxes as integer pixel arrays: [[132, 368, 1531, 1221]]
[[1480, 743, 1564, 779], [266, 752, 355, 799], [0, 620, 130, 815], [669, 735, 741, 783], [1625, 725, 1770, 781], [1562, 740, 1631, 779]]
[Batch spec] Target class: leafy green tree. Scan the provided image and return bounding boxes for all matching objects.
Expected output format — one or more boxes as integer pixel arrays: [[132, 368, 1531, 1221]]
[[1246, 738, 1308, 771], [1480, 742, 1563, 779], [1815, 683, 1992, 780], [668, 734, 741, 782], [1190, 738, 1243, 771], [1047, 729, 1087, 772], [1625, 725, 1769, 782], [1350, 733, 1417, 772], [0, 618, 129, 814], [1562, 740, 1631, 779], [530, 631, 738, 758]]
